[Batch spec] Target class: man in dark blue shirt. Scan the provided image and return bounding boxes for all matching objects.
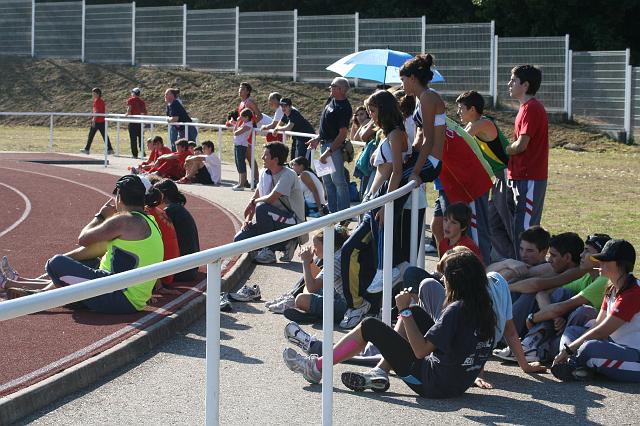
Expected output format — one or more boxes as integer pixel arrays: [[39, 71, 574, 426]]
[[165, 88, 197, 151], [274, 97, 315, 160], [307, 77, 352, 212]]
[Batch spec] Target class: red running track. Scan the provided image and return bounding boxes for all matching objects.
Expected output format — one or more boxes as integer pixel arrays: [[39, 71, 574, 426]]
[[0, 153, 240, 397]]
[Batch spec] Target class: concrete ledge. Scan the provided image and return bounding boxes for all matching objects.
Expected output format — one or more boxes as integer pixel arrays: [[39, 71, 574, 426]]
[[0, 252, 253, 425]]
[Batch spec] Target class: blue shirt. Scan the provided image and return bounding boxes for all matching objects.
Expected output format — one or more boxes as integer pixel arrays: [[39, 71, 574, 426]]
[[487, 271, 512, 344]]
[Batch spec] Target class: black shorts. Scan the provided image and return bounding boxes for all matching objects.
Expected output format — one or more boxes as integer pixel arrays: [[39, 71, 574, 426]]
[[195, 166, 213, 185]]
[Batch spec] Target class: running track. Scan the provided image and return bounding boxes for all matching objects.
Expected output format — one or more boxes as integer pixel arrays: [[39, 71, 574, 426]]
[[0, 153, 240, 397]]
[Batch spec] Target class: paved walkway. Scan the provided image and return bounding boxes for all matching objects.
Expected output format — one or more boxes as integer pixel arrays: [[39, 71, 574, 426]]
[[12, 154, 640, 425]]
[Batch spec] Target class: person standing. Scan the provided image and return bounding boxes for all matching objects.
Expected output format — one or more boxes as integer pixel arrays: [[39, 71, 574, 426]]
[[505, 65, 549, 259], [307, 77, 352, 213], [165, 88, 197, 151], [125, 87, 148, 158], [81, 87, 114, 155], [274, 97, 315, 161]]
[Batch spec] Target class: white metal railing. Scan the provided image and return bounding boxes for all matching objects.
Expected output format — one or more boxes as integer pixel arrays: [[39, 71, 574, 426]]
[[0, 177, 423, 426], [0, 110, 366, 192]]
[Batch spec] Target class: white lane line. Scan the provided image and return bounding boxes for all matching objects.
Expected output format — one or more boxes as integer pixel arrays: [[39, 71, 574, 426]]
[[0, 166, 113, 198], [0, 182, 32, 239]]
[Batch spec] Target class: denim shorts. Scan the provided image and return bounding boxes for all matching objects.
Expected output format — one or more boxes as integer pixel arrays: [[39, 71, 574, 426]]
[[234, 145, 247, 174], [309, 291, 348, 323]]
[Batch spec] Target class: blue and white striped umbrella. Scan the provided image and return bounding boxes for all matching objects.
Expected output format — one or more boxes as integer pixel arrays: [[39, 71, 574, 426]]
[[326, 48, 444, 84]]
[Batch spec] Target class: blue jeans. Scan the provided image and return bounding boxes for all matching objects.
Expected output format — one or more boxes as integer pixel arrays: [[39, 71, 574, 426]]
[[234, 145, 248, 174], [320, 142, 350, 213]]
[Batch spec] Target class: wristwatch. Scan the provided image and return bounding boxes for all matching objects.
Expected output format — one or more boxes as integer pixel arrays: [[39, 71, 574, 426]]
[[400, 309, 413, 318], [527, 313, 535, 324]]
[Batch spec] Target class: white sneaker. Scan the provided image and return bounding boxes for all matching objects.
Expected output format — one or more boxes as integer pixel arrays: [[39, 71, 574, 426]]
[[265, 293, 290, 308], [341, 367, 390, 392], [231, 184, 245, 191], [79, 148, 90, 154], [228, 284, 261, 302], [284, 321, 317, 353], [268, 294, 295, 314], [424, 243, 437, 254], [340, 299, 371, 329], [254, 248, 276, 264], [1, 256, 19, 281], [366, 262, 407, 294], [492, 346, 539, 363], [282, 348, 322, 384]]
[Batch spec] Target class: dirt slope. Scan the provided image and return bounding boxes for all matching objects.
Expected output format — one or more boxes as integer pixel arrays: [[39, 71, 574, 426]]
[[0, 56, 635, 153]]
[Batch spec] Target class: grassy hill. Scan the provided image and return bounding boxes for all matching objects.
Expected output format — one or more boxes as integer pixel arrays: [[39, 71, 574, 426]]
[[0, 55, 633, 153]]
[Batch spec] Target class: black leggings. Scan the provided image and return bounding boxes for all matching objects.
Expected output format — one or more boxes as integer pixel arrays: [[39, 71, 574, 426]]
[[360, 306, 434, 395]]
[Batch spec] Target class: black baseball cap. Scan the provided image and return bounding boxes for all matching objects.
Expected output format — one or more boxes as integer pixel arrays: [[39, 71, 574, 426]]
[[591, 239, 636, 265], [279, 97, 292, 106], [585, 234, 611, 253], [112, 175, 150, 200]]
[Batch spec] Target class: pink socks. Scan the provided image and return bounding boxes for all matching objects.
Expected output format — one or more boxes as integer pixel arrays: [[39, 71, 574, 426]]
[[316, 339, 360, 371]]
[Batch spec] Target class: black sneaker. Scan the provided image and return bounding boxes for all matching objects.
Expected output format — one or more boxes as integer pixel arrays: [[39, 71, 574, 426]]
[[551, 361, 593, 382], [284, 308, 318, 324]]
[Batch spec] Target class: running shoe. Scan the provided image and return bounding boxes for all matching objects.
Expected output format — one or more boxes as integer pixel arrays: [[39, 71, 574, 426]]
[[79, 149, 90, 154], [279, 239, 298, 262], [340, 299, 371, 329], [282, 348, 322, 384], [284, 321, 317, 353], [283, 308, 318, 324], [265, 293, 291, 308], [492, 346, 539, 363], [1, 256, 19, 281], [254, 248, 276, 264], [424, 243, 437, 254], [220, 293, 233, 312], [231, 184, 245, 191], [228, 284, 261, 302], [341, 367, 390, 393], [366, 262, 407, 294], [107, 149, 115, 155], [551, 362, 593, 382], [268, 294, 295, 314]]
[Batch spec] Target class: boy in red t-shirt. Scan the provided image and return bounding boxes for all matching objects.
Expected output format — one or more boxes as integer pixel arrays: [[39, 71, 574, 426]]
[[438, 202, 482, 263], [505, 65, 549, 260], [125, 87, 148, 158], [81, 87, 114, 155], [136, 136, 172, 173], [146, 139, 190, 180]]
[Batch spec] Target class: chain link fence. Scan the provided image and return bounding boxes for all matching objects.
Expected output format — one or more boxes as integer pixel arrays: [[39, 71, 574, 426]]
[[85, 3, 132, 64], [425, 23, 493, 96], [572, 51, 628, 129], [0, 0, 32, 56], [497, 36, 568, 112], [34, 1, 82, 59], [238, 11, 295, 76], [186, 8, 236, 71], [297, 14, 356, 83]]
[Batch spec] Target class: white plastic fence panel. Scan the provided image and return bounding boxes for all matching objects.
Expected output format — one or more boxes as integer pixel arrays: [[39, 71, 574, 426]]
[[633, 67, 640, 138], [0, 0, 32, 56], [186, 8, 236, 71], [34, 1, 82, 59], [424, 23, 493, 95], [297, 14, 356, 83], [135, 6, 183, 66], [496, 36, 567, 112], [85, 4, 132, 64], [572, 51, 628, 130], [237, 11, 295, 76]]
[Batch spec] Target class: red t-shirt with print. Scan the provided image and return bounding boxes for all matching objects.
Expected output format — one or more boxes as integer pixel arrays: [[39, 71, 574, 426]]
[[507, 98, 549, 180]]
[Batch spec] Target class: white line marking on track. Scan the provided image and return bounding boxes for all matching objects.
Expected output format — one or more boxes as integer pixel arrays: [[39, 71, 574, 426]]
[[0, 166, 113, 198], [0, 182, 32, 238]]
